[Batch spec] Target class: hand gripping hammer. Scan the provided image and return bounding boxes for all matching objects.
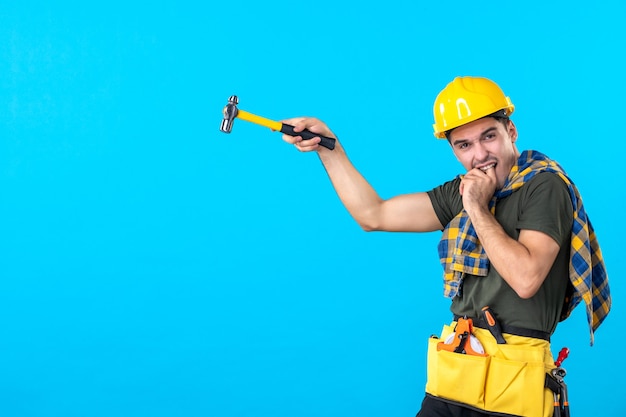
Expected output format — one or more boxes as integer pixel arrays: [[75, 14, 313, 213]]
[[219, 95, 336, 150]]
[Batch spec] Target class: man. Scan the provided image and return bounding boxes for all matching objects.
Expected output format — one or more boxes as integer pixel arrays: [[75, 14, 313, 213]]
[[281, 76, 610, 417]]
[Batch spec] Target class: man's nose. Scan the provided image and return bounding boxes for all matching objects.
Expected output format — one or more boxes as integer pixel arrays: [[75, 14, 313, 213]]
[[473, 142, 489, 162]]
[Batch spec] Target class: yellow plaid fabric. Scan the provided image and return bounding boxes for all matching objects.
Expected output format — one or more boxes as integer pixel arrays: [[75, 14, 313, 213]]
[[438, 150, 611, 344]]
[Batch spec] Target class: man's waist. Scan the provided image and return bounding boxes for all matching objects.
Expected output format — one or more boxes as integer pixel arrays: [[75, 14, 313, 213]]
[[453, 314, 551, 341]]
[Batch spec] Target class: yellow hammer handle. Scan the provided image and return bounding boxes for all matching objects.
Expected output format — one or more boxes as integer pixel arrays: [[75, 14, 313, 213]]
[[235, 108, 336, 150], [236, 109, 282, 131]]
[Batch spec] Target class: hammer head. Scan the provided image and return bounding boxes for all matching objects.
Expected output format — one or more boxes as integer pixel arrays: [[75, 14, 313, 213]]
[[220, 95, 239, 134]]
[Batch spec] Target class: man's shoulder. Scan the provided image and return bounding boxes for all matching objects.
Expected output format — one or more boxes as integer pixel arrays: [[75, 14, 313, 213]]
[[523, 171, 571, 195]]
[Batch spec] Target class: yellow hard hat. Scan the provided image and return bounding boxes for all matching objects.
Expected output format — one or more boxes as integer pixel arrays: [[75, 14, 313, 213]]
[[432, 76, 515, 139]]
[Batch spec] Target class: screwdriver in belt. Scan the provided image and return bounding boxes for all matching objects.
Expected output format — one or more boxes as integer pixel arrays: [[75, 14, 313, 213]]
[[481, 306, 506, 344]]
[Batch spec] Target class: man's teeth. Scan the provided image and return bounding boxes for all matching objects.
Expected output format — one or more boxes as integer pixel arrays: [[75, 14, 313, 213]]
[[479, 164, 496, 171]]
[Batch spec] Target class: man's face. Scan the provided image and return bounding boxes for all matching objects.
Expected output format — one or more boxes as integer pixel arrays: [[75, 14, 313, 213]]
[[448, 117, 520, 190]]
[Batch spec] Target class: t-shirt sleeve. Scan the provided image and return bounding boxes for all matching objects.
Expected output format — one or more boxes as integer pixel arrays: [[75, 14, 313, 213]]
[[516, 172, 573, 246], [427, 176, 464, 228]]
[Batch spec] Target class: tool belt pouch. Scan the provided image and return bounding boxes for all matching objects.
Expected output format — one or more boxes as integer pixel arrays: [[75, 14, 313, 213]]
[[426, 324, 549, 417]]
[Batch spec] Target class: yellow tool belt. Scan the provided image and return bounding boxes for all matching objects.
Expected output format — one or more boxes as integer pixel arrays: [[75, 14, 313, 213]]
[[426, 322, 556, 417]]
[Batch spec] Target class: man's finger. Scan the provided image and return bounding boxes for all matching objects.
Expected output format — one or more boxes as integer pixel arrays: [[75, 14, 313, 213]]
[[484, 165, 497, 181]]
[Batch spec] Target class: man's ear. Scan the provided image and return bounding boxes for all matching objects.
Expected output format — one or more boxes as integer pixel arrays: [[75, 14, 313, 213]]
[[508, 120, 518, 142]]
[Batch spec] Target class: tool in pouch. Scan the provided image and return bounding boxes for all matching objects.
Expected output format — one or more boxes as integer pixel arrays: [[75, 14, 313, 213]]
[[546, 347, 570, 417], [436, 317, 487, 356], [436, 306, 506, 355], [481, 306, 506, 344]]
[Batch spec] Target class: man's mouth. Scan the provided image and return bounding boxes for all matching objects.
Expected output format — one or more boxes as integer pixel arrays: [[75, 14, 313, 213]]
[[478, 163, 496, 172]]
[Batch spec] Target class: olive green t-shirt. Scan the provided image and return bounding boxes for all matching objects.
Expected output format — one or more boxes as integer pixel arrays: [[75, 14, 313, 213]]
[[427, 172, 573, 335]]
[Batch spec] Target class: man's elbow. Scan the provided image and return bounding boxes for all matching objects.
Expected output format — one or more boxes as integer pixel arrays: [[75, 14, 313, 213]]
[[354, 208, 384, 232], [514, 287, 538, 300], [358, 220, 380, 232], [512, 273, 545, 299]]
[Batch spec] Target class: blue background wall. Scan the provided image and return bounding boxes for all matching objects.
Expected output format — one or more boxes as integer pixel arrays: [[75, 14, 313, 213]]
[[1, 1, 623, 416]]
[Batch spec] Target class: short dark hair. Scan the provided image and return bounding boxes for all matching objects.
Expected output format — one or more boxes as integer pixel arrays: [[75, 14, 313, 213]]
[[444, 110, 510, 141]]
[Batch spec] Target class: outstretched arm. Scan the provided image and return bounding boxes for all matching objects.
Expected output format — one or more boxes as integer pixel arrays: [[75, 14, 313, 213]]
[[282, 117, 443, 233]]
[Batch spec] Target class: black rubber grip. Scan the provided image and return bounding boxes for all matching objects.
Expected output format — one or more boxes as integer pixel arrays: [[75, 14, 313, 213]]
[[481, 306, 507, 344], [280, 124, 336, 150]]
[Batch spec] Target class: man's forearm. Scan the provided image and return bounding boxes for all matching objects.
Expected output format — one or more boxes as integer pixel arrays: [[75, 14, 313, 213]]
[[469, 207, 544, 298]]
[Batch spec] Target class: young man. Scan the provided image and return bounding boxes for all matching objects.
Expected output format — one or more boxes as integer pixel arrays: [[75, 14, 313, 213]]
[[281, 76, 610, 417]]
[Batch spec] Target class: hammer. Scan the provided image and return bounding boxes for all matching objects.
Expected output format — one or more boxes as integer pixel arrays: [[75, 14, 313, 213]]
[[219, 95, 336, 150]]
